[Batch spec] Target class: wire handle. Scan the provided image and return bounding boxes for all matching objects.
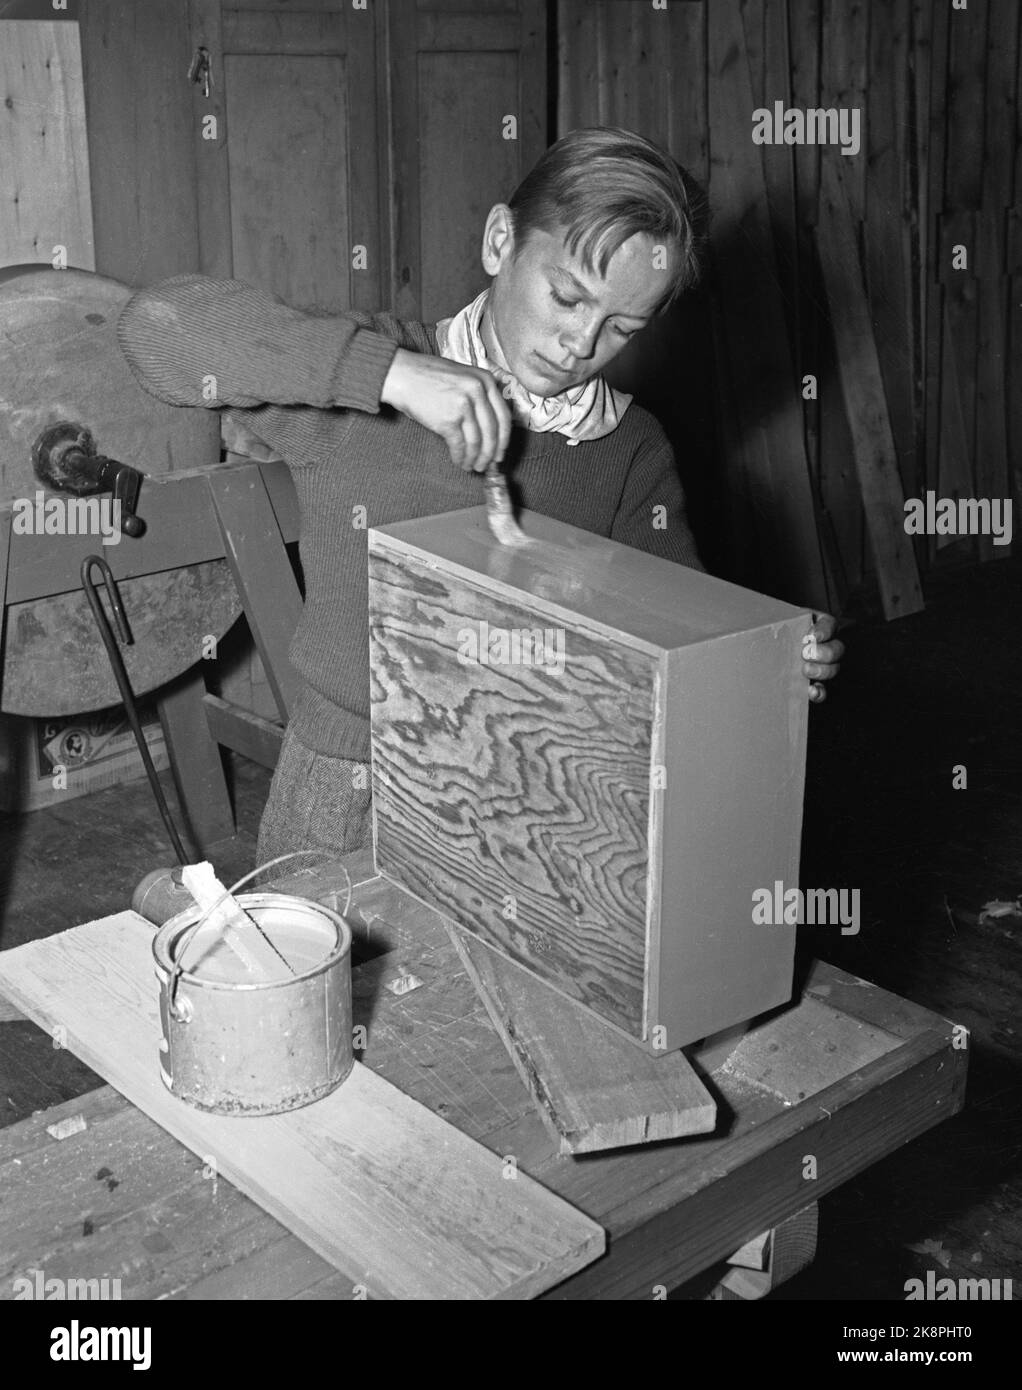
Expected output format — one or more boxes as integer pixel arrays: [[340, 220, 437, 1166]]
[[166, 850, 353, 1017]]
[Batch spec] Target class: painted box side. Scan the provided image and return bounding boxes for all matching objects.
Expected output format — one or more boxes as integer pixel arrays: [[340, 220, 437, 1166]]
[[654, 617, 812, 1050], [368, 536, 658, 1036], [370, 506, 808, 651]]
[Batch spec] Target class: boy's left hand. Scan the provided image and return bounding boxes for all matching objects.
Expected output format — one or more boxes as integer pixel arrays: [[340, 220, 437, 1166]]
[[803, 614, 844, 703]]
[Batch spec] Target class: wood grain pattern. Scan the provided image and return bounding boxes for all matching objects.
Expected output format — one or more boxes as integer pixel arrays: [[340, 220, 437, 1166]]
[[0, 910, 605, 1301], [369, 541, 657, 1036], [448, 925, 716, 1154], [0, 19, 94, 270]]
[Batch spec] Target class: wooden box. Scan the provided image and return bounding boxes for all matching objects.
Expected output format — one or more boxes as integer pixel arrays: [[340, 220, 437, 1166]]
[[368, 507, 812, 1052]]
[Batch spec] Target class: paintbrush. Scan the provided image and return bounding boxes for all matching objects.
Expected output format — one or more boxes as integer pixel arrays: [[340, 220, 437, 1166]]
[[483, 459, 529, 547]]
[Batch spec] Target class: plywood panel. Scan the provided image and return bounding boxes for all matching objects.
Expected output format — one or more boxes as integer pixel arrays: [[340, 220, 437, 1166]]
[[0, 909, 605, 1301], [0, 19, 94, 269], [369, 537, 657, 1036], [225, 53, 350, 311]]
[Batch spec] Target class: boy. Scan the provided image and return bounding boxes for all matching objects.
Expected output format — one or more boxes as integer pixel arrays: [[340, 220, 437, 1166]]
[[118, 127, 841, 862]]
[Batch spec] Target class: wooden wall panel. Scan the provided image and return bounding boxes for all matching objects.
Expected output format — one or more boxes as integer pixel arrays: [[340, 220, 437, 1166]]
[[0, 20, 95, 271], [418, 53, 522, 322], [80, 0, 200, 285], [390, 0, 547, 321], [224, 53, 350, 311]]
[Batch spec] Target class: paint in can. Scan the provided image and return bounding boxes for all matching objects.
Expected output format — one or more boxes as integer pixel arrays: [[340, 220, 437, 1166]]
[[152, 892, 353, 1116]]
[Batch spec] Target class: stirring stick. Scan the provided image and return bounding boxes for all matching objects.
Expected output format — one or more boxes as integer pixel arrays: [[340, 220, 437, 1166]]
[[180, 862, 294, 980]]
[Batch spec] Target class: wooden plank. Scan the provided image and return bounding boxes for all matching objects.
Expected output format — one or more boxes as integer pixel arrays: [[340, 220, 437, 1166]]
[[821, 0, 868, 217], [0, 910, 605, 1301], [203, 692, 283, 770], [921, 0, 949, 563], [865, 0, 917, 498], [937, 0, 989, 562], [556, 0, 599, 134], [817, 0, 867, 592], [760, 0, 800, 352], [0, 19, 94, 270], [706, 0, 827, 608], [667, 0, 708, 188], [448, 925, 716, 1155], [206, 466, 303, 723], [157, 669, 235, 854], [816, 158, 924, 619], [974, 0, 1017, 558], [369, 505, 809, 1050], [936, 298, 976, 553], [81, 0, 198, 284]]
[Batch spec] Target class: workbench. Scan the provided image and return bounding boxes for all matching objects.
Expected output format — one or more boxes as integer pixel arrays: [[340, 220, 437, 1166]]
[[0, 850, 967, 1300]]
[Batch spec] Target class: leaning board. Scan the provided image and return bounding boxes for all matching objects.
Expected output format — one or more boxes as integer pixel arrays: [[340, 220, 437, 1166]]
[[369, 506, 812, 1051], [0, 912, 605, 1300]]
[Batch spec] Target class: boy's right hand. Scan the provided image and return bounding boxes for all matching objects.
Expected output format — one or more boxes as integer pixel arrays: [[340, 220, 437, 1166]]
[[380, 348, 511, 472]]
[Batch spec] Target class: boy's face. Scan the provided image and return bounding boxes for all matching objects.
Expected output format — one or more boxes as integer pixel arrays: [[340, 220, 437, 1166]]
[[479, 204, 678, 398]]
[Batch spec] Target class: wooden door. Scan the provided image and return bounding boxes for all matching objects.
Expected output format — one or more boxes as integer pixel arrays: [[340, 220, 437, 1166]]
[[188, 0, 385, 312], [388, 0, 548, 322]]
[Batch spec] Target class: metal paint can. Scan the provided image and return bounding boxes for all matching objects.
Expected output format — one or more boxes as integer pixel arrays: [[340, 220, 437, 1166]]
[[152, 893, 353, 1116]]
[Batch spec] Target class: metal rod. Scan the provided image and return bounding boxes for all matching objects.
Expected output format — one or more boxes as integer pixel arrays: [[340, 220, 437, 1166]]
[[80, 555, 188, 866]]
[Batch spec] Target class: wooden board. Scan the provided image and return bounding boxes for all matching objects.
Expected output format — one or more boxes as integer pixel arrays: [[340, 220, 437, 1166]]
[[817, 158, 924, 620], [448, 924, 716, 1154], [0, 863, 969, 1301], [0, 910, 604, 1301], [0, 19, 95, 271], [369, 505, 810, 1051]]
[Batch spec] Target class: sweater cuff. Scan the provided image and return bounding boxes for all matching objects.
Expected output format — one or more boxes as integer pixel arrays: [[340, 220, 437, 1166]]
[[331, 328, 399, 414]]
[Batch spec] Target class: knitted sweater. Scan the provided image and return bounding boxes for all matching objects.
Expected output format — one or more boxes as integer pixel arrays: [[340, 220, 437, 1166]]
[[117, 275, 703, 761]]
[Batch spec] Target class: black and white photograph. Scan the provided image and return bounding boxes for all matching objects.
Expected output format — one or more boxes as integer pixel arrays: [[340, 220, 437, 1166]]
[[0, 0, 1017, 1348]]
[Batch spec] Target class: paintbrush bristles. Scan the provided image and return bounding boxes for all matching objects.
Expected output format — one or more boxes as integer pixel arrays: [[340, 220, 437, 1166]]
[[484, 467, 530, 547]]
